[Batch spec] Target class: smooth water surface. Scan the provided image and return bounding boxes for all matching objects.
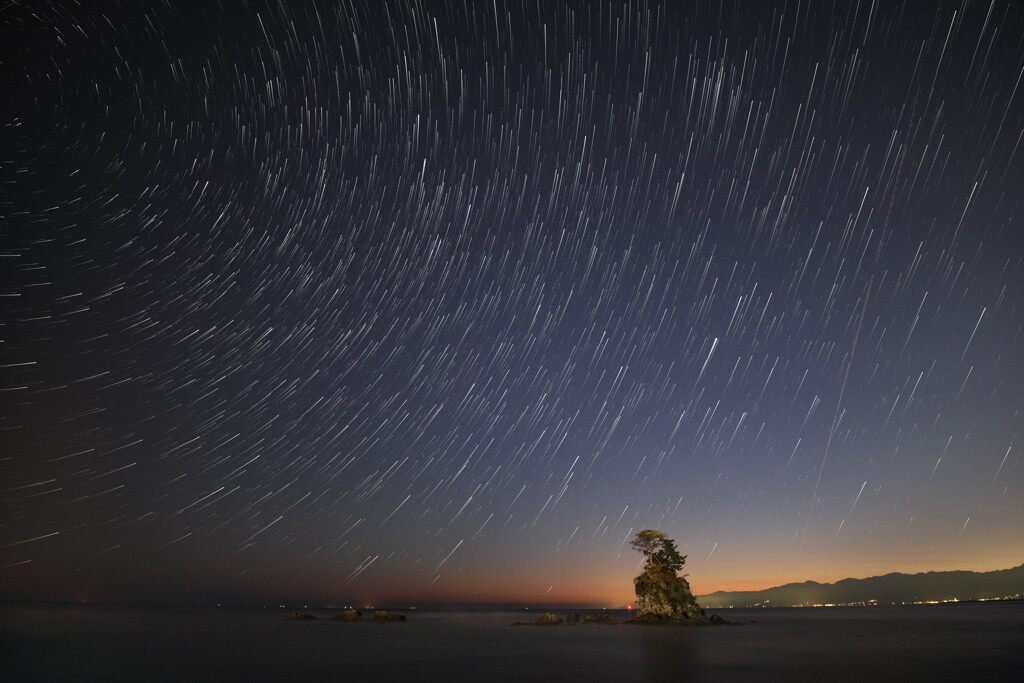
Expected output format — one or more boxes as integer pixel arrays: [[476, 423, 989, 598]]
[[2, 602, 1022, 681]]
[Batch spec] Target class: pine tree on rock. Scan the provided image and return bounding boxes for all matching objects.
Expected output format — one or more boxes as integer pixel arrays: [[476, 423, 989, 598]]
[[629, 529, 715, 625]]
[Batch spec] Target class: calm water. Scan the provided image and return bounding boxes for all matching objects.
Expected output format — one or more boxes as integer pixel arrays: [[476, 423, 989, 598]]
[[2, 602, 1022, 681]]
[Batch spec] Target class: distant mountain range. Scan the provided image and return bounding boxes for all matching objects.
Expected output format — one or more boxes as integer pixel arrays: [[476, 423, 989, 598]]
[[697, 563, 1024, 608]]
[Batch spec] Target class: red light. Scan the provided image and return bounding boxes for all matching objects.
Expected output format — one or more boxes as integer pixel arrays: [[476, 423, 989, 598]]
[[627, 604, 632, 610]]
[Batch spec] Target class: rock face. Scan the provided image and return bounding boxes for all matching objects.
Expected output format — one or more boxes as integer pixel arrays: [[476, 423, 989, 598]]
[[632, 565, 713, 624]]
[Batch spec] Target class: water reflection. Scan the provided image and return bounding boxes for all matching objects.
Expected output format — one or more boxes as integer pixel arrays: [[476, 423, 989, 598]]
[[635, 625, 703, 681]]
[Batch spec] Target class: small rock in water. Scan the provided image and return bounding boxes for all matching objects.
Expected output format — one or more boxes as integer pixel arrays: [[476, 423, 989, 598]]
[[286, 612, 317, 620], [582, 613, 618, 624], [329, 609, 363, 621], [373, 610, 406, 622], [533, 611, 563, 625]]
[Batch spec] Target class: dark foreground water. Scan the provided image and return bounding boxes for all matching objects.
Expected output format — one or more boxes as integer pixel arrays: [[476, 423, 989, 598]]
[[2, 602, 1022, 681]]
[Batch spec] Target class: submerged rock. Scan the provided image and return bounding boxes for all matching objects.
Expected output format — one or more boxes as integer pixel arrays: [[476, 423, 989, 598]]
[[631, 565, 714, 625], [564, 613, 580, 624], [286, 612, 317, 620], [328, 609, 363, 621], [582, 613, 618, 624], [373, 610, 406, 622], [533, 611, 563, 625]]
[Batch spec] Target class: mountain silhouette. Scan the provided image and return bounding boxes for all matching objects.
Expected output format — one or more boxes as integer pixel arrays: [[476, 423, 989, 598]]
[[698, 563, 1024, 607]]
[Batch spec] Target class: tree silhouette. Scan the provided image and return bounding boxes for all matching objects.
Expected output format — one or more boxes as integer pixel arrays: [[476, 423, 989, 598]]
[[630, 529, 666, 564], [630, 528, 687, 573], [654, 537, 686, 573]]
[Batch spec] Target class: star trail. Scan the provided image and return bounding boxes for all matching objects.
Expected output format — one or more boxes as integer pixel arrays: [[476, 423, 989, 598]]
[[3, 1, 1022, 607]]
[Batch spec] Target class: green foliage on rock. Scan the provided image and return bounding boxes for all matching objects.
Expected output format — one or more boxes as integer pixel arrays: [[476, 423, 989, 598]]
[[629, 528, 716, 625], [629, 529, 667, 564], [630, 529, 687, 573], [653, 537, 686, 573]]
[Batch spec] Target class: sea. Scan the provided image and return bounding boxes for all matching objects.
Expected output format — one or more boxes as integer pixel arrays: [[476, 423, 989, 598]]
[[2, 601, 1022, 681]]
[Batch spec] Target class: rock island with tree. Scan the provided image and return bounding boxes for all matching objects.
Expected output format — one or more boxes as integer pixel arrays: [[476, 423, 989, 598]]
[[629, 529, 722, 625]]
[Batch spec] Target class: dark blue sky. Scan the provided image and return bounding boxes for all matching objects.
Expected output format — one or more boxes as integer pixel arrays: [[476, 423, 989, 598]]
[[3, 0, 1022, 607]]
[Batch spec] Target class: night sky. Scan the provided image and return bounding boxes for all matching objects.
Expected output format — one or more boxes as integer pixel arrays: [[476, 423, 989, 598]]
[[3, 1, 1022, 608]]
